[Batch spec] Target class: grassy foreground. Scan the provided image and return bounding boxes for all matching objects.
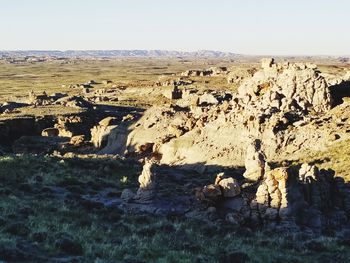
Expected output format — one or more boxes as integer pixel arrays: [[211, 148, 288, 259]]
[[0, 155, 349, 262]]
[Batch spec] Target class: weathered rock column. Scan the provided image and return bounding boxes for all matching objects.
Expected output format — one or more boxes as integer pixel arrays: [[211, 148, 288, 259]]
[[135, 158, 157, 203], [243, 139, 267, 181]]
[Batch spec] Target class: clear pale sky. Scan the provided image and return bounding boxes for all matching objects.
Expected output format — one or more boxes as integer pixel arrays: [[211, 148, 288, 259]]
[[0, 0, 349, 55]]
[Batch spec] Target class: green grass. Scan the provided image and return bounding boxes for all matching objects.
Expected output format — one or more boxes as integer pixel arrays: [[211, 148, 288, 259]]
[[0, 154, 349, 262]]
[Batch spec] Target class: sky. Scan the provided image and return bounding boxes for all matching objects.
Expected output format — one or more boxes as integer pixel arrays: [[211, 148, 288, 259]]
[[0, 0, 349, 55]]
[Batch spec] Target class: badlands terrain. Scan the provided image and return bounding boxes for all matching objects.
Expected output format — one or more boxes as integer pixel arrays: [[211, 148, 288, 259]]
[[0, 54, 350, 262]]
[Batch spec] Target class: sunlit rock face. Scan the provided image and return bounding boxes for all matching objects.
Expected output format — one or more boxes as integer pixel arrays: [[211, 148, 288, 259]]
[[102, 58, 342, 171], [90, 117, 118, 149], [194, 148, 350, 231], [243, 139, 266, 181], [135, 158, 157, 203], [250, 163, 349, 230]]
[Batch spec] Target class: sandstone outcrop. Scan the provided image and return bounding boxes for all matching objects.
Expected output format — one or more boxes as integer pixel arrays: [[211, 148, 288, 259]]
[[243, 139, 266, 181], [69, 135, 85, 146], [98, 58, 348, 172], [54, 116, 84, 138], [237, 58, 332, 115], [90, 117, 118, 149], [27, 91, 52, 106], [135, 159, 157, 203], [250, 163, 349, 230], [162, 86, 182, 100], [195, 159, 350, 231], [55, 96, 92, 109], [180, 67, 227, 77], [226, 67, 257, 86]]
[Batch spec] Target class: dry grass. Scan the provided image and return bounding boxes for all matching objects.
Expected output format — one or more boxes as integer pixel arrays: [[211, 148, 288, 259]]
[[295, 138, 350, 182], [0, 58, 237, 104]]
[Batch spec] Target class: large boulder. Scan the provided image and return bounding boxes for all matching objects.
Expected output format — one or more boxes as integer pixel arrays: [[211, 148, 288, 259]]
[[215, 173, 241, 197], [218, 177, 241, 197], [196, 173, 241, 204]]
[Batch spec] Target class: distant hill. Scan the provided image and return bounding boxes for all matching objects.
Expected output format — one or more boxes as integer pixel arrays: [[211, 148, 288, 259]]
[[0, 50, 242, 58]]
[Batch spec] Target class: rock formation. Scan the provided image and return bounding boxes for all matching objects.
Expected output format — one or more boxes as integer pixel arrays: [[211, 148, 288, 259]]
[[2, 56, 350, 235], [243, 139, 266, 181], [162, 86, 182, 100], [191, 138, 350, 231], [180, 67, 227, 77], [90, 117, 118, 149], [54, 116, 84, 138], [196, 173, 241, 204], [196, 162, 350, 231], [28, 91, 52, 106], [55, 96, 92, 109], [69, 135, 85, 146], [135, 158, 157, 203], [252, 167, 291, 223], [98, 58, 349, 172], [250, 163, 349, 230], [216, 176, 241, 198]]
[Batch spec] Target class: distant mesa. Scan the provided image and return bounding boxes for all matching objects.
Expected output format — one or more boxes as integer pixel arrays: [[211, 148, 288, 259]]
[[0, 50, 242, 59]]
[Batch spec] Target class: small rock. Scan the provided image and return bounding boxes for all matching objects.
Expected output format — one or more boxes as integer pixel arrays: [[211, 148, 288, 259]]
[[217, 177, 241, 197], [202, 184, 222, 200], [70, 135, 85, 146]]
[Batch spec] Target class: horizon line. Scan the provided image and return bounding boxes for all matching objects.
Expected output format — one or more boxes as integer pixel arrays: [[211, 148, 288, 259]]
[[0, 49, 349, 58]]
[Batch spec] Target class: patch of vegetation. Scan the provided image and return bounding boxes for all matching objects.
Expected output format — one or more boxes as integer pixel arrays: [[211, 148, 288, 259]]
[[0, 154, 349, 262], [296, 138, 350, 182], [0, 58, 233, 103]]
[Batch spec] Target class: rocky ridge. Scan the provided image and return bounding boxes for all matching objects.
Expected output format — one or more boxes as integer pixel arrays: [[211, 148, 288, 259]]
[[100, 58, 350, 170]]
